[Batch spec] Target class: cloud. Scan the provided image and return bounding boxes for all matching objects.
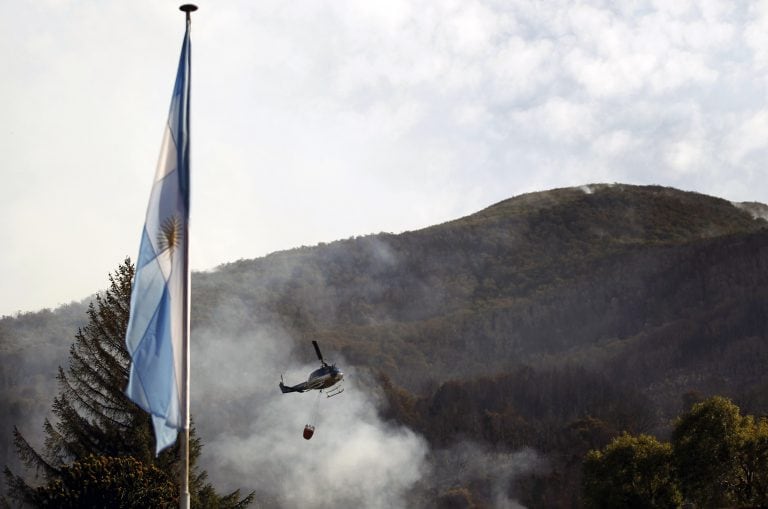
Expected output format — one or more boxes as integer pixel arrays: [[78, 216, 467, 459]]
[[591, 129, 641, 159], [2, 0, 768, 315], [512, 97, 597, 144], [726, 109, 768, 163], [665, 138, 706, 175], [745, 1, 768, 69]]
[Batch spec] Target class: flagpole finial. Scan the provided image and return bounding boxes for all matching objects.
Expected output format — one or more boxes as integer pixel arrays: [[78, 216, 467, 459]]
[[179, 4, 198, 21]]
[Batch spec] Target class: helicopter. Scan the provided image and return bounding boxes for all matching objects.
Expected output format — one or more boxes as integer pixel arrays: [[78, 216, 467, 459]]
[[279, 340, 344, 398]]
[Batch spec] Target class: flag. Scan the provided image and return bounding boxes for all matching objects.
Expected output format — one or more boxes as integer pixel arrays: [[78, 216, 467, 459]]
[[125, 23, 191, 455]]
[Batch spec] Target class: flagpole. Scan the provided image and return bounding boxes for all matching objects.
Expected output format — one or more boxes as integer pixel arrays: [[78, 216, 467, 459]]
[[179, 6, 196, 509]]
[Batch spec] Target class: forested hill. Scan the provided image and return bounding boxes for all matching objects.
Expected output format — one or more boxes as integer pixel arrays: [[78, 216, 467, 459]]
[[3, 183, 768, 506], [194, 184, 768, 411]]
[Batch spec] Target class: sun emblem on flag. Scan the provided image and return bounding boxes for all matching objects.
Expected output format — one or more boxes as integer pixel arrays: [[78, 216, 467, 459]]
[[158, 215, 183, 254]]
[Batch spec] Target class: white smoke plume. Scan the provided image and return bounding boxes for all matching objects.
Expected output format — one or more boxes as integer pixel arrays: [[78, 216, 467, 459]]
[[733, 201, 768, 221], [191, 317, 428, 509], [429, 441, 547, 508]]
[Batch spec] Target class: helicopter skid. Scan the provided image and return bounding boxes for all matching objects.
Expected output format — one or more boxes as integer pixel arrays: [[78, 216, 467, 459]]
[[326, 385, 344, 398]]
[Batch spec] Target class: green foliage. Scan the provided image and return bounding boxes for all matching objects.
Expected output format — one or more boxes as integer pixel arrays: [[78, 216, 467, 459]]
[[3, 259, 253, 508], [672, 396, 747, 506], [671, 396, 768, 507], [582, 397, 768, 508], [582, 433, 681, 509], [29, 455, 176, 508], [738, 416, 768, 505]]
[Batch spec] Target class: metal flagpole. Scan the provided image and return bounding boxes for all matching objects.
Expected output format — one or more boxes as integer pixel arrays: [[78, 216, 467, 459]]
[[179, 6, 197, 509]]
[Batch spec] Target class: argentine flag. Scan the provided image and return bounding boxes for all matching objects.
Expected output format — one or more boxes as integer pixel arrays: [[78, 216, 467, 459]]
[[125, 22, 191, 455]]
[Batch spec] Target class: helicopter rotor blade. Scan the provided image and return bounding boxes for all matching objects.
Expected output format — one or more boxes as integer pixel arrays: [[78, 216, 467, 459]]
[[312, 340, 326, 365]]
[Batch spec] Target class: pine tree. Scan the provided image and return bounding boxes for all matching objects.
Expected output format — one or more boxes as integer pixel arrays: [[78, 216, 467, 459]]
[[3, 259, 254, 508]]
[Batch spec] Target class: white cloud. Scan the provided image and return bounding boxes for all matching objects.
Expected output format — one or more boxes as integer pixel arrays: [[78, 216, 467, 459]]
[[665, 139, 706, 175], [649, 50, 718, 93], [489, 36, 556, 102], [442, 1, 502, 56], [726, 109, 768, 163], [591, 129, 641, 159], [745, 1, 768, 69], [1, 0, 767, 315], [510, 97, 596, 145]]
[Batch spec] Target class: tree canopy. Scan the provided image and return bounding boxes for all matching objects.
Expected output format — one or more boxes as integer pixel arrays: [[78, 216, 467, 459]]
[[582, 433, 681, 509], [583, 396, 768, 508], [3, 259, 253, 509]]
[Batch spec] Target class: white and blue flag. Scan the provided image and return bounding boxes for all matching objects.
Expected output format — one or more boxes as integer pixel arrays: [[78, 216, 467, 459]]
[[125, 23, 191, 455]]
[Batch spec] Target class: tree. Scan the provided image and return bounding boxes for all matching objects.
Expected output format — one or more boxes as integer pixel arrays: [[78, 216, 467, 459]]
[[737, 416, 768, 506], [671, 396, 747, 507], [26, 455, 176, 508], [582, 433, 681, 509], [3, 259, 253, 508], [437, 487, 477, 508]]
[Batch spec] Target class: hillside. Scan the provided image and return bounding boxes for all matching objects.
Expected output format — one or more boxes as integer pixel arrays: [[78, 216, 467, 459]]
[[195, 184, 768, 403], [0, 302, 88, 478], [3, 183, 768, 507]]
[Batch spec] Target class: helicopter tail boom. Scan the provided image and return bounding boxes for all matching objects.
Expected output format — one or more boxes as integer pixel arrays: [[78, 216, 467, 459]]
[[279, 378, 309, 394]]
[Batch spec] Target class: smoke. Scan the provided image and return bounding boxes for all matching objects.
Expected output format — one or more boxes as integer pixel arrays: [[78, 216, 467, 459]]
[[191, 320, 547, 508], [361, 236, 398, 270], [579, 183, 619, 195], [429, 441, 547, 508], [733, 201, 768, 221], [189, 241, 549, 508], [191, 314, 428, 509]]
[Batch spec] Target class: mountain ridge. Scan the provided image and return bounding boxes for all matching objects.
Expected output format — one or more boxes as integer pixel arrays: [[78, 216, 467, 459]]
[[192, 184, 768, 389]]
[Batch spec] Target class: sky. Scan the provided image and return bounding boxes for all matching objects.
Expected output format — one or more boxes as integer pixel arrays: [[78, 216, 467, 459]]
[[2, 0, 768, 316]]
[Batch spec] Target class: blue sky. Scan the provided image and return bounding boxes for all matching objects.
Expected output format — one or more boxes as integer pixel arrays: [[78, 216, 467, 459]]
[[2, 0, 767, 316]]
